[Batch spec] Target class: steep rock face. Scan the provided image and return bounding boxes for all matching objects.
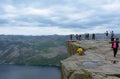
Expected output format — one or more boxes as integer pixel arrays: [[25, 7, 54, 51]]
[[61, 40, 120, 79]]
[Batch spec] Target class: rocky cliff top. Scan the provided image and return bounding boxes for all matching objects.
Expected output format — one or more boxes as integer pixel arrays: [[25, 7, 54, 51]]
[[61, 40, 120, 79]]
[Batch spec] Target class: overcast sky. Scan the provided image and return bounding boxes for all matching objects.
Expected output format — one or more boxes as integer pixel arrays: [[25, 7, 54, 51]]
[[0, 0, 120, 35]]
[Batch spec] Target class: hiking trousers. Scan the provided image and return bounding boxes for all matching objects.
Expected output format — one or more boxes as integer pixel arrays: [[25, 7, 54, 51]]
[[113, 48, 118, 57]]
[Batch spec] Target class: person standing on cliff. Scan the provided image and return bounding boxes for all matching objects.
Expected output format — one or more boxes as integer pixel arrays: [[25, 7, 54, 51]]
[[78, 34, 81, 40], [105, 31, 109, 39], [70, 34, 73, 40], [106, 31, 108, 36], [111, 38, 119, 57], [111, 31, 114, 41], [92, 33, 95, 40], [76, 34, 79, 40]]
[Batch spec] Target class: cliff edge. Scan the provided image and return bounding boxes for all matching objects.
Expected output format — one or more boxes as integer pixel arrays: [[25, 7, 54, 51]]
[[61, 40, 120, 79]]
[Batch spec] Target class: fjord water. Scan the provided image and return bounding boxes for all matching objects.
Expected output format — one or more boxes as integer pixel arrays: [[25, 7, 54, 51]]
[[0, 64, 60, 79]]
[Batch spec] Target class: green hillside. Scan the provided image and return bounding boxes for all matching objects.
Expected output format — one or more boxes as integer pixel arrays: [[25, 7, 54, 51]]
[[0, 35, 69, 66]]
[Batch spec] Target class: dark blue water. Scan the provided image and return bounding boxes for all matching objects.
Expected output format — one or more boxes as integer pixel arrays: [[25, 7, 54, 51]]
[[0, 64, 60, 79]]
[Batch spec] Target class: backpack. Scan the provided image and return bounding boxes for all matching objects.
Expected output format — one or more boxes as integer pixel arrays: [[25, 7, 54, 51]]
[[113, 42, 117, 48]]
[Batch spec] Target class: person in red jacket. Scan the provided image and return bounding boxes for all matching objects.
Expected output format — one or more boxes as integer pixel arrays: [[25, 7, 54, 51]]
[[111, 38, 119, 57]]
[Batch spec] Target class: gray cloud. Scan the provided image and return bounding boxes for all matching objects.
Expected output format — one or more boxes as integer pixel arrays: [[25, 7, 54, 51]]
[[0, 0, 120, 35]]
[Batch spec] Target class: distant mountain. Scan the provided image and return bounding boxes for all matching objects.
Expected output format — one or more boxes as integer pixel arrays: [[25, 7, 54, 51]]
[[0, 35, 69, 66]]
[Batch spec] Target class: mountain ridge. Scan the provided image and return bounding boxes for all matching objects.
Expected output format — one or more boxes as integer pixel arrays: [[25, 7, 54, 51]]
[[0, 35, 69, 66]]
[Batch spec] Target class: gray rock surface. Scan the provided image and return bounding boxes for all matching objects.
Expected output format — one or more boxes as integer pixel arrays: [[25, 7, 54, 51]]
[[61, 40, 120, 79]]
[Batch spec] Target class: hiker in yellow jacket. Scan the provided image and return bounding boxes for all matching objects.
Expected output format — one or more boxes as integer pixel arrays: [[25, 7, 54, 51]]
[[77, 47, 84, 55]]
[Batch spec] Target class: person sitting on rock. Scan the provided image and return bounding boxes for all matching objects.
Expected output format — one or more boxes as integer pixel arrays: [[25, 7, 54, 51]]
[[77, 47, 84, 55]]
